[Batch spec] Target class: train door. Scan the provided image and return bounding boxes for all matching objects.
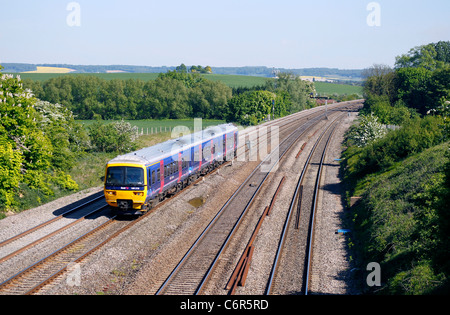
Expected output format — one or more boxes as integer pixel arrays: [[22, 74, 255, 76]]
[[159, 160, 164, 193], [178, 152, 182, 183], [193, 144, 201, 171]]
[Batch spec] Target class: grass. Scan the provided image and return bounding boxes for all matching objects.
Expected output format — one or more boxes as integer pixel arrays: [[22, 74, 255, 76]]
[[77, 119, 226, 134], [315, 82, 363, 96], [346, 141, 449, 294]]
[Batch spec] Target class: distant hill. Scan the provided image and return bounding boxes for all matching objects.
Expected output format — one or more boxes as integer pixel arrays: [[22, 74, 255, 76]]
[[1, 63, 363, 81]]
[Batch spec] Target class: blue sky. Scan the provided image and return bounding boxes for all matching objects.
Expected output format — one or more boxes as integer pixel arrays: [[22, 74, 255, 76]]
[[1, 0, 449, 69]]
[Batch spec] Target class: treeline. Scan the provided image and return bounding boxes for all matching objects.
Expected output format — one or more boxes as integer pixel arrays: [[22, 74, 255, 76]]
[[24, 71, 315, 125], [24, 71, 232, 121], [342, 41, 450, 294]]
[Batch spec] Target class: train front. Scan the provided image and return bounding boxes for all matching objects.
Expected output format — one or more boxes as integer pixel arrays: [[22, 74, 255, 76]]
[[104, 161, 147, 215]]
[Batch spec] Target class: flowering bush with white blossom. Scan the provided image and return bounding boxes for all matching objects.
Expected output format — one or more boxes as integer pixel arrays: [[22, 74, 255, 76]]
[[347, 113, 388, 147], [1, 70, 78, 212]]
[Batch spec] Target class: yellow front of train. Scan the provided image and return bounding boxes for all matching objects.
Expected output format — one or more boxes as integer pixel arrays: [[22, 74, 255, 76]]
[[104, 163, 147, 215]]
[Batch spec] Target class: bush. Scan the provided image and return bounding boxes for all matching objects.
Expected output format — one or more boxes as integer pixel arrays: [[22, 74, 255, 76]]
[[347, 113, 387, 147], [350, 143, 450, 294], [89, 120, 138, 153], [344, 116, 444, 180]]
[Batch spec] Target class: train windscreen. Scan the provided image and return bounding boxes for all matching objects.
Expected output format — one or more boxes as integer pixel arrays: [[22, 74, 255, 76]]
[[106, 166, 144, 187]]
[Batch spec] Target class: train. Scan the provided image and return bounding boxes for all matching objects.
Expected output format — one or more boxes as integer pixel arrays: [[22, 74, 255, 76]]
[[104, 123, 239, 215]]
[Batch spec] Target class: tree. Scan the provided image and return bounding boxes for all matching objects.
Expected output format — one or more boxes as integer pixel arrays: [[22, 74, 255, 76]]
[[265, 72, 314, 113], [226, 90, 275, 125], [88, 120, 138, 153], [395, 42, 450, 71], [0, 72, 78, 211], [176, 63, 188, 73], [434, 41, 450, 64], [394, 67, 433, 115], [362, 64, 396, 100]]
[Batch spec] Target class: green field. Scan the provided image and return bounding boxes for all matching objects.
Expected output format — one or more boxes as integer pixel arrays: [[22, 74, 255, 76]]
[[314, 81, 363, 96], [77, 119, 226, 133]]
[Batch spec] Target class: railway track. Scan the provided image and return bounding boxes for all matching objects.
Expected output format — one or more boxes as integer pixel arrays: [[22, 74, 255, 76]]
[[0, 101, 361, 295], [265, 112, 345, 295], [155, 109, 344, 295]]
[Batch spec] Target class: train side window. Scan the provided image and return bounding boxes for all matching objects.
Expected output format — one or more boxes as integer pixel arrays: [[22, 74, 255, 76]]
[[152, 170, 156, 185], [157, 169, 160, 182]]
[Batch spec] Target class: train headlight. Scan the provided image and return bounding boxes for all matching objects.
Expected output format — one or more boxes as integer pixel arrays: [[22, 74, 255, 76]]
[[107, 191, 116, 196], [133, 192, 144, 196]]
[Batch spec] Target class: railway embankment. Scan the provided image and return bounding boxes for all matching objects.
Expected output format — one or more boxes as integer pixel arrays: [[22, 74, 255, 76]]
[[341, 130, 449, 294]]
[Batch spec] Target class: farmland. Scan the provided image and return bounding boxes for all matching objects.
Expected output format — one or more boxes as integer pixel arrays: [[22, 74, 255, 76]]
[[77, 119, 226, 134], [314, 81, 362, 96]]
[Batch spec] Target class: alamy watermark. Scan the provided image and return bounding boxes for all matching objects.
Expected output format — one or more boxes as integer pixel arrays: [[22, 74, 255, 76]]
[[366, 262, 381, 287], [66, 2, 81, 27], [66, 262, 81, 287], [169, 118, 280, 173], [367, 2, 381, 27]]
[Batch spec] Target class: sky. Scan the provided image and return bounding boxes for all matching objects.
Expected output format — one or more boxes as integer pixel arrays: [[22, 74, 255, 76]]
[[0, 0, 450, 69]]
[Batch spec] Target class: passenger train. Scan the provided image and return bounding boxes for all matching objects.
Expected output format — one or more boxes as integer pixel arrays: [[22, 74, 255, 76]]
[[104, 123, 238, 215]]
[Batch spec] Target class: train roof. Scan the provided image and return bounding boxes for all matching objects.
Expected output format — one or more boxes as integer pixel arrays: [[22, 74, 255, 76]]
[[107, 123, 237, 166]]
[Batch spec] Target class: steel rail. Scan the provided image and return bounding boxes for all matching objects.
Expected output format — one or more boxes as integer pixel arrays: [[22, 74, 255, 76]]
[[265, 112, 345, 295], [0, 204, 108, 263], [0, 212, 116, 294], [304, 117, 340, 295], [0, 193, 104, 248], [156, 110, 328, 295]]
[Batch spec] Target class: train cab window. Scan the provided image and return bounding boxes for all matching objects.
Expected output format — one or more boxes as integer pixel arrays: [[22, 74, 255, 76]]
[[106, 166, 144, 187]]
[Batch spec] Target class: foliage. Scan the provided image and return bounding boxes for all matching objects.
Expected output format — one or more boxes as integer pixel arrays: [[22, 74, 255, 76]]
[[265, 72, 315, 113], [226, 90, 290, 126], [26, 73, 233, 121], [344, 115, 444, 180], [362, 64, 396, 100], [348, 143, 449, 294], [343, 42, 450, 294], [0, 73, 78, 212], [226, 90, 274, 125], [189, 65, 212, 74], [361, 94, 417, 125], [395, 41, 450, 70], [88, 120, 138, 153], [346, 113, 387, 147]]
